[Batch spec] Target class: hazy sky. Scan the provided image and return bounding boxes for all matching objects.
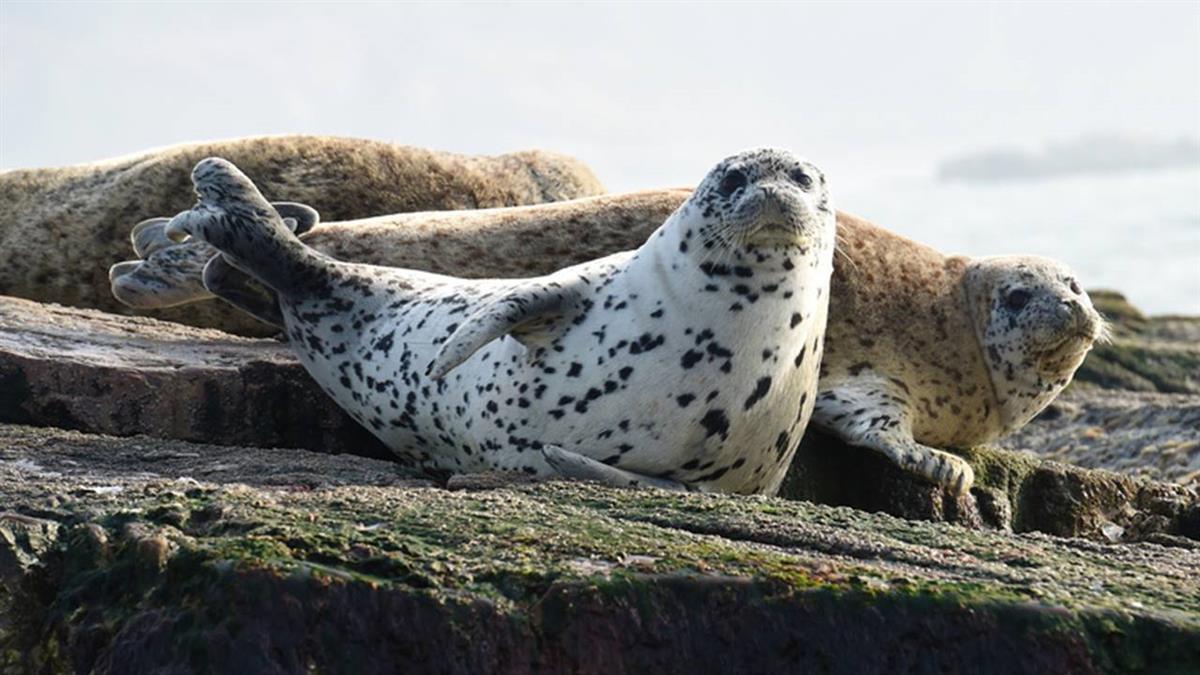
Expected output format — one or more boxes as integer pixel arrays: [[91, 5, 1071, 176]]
[[2, 1, 1197, 191], [2, 1, 1198, 315]]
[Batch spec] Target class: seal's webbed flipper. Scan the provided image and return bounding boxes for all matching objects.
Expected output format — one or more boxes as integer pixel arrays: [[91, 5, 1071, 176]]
[[813, 376, 975, 494], [271, 201, 321, 236], [110, 239, 219, 309], [426, 278, 589, 379], [164, 158, 331, 299], [202, 255, 285, 327], [540, 445, 690, 491], [131, 217, 178, 258]]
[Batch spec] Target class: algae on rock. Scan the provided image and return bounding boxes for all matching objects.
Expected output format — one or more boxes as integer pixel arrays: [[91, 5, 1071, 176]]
[[1, 425, 1198, 673]]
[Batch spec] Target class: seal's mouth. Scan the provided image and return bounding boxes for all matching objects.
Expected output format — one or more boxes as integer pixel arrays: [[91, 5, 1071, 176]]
[[746, 220, 812, 248], [1035, 330, 1097, 370]]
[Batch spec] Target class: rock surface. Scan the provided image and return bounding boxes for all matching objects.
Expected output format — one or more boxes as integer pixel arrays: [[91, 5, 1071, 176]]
[[1, 425, 1197, 673], [1074, 290, 1200, 395], [3, 295, 1197, 545], [0, 296, 391, 461], [999, 290, 1200, 489], [3, 290, 1198, 670], [0, 135, 604, 327], [1002, 387, 1200, 489]]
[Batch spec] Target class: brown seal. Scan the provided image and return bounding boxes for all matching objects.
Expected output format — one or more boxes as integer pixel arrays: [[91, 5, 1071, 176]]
[[0, 134, 603, 325]]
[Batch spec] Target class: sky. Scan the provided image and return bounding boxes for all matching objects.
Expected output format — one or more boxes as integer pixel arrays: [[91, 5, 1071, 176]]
[[2, 2, 1197, 189], [1, 1, 1198, 311]]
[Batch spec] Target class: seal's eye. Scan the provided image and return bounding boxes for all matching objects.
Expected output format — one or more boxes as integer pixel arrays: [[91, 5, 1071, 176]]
[[790, 169, 813, 189], [718, 170, 747, 198], [1006, 289, 1032, 312], [1068, 278, 1082, 295]]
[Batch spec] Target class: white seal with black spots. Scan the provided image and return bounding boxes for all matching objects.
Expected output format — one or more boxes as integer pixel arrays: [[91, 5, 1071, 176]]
[[164, 150, 837, 494]]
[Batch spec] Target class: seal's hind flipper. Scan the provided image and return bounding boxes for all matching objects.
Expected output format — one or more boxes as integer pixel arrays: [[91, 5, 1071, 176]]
[[426, 278, 589, 380], [271, 201, 320, 236], [130, 201, 312, 262], [110, 239, 219, 309], [202, 255, 284, 327], [164, 158, 331, 298], [541, 445, 689, 491], [131, 217, 178, 258]]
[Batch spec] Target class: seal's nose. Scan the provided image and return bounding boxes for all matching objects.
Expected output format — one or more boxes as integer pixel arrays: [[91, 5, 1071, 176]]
[[1062, 298, 1099, 336], [757, 182, 799, 225]]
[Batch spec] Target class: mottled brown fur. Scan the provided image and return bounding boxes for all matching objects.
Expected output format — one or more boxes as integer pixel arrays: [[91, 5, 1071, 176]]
[[0, 135, 603, 320], [822, 214, 997, 446]]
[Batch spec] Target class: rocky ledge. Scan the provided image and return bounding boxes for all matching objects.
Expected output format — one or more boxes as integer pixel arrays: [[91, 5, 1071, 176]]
[[1, 292, 1198, 671], [2, 424, 1198, 673]]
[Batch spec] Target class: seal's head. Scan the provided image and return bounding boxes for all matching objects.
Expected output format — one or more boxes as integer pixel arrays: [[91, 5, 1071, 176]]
[[682, 148, 834, 256], [965, 255, 1105, 434]]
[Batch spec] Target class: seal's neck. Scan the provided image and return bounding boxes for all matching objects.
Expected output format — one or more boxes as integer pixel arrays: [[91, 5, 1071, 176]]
[[629, 209, 832, 321]]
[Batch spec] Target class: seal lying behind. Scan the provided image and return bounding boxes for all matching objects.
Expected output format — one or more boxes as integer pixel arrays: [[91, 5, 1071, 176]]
[[162, 150, 837, 495], [0, 134, 603, 325], [115, 190, 1104, 496]]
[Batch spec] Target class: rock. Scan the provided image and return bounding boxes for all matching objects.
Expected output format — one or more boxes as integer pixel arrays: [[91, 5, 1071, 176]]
[[0, 425, 1196, 673], [1075, 290, 1200, 394], [3, 296, 1196, 544], [782, 429, 1199, 542], [1002, 387, 1200, 489], [0, 135, 604, 330], [0, 295, 392, 460]]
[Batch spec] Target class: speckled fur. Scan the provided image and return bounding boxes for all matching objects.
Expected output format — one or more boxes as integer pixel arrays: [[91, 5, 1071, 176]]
[[167, 152, 835, 494], [1, 135, 603, 324], [813, 216, 1103, 492], [114, 187, 1102, 493], [113, 189, 690, 334]]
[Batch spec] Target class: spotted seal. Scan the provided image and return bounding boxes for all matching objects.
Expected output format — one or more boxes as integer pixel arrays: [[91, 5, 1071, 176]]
[[162, 150, 836, 494], [811, 216, 1104, 493], [114, 191, 1102, 495]]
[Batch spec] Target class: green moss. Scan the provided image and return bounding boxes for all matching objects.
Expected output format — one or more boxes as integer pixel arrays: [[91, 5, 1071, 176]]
[[5, 477, 1199, 671], [1077, 341, 1200, 394]]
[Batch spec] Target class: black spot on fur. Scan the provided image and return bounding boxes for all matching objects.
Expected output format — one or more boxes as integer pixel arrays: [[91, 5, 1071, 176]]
[[743, 377, 772, 410], [700, 409, 730, 440]]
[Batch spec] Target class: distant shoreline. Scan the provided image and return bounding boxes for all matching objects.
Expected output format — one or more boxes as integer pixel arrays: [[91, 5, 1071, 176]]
[[939, 136, 1200, 182]]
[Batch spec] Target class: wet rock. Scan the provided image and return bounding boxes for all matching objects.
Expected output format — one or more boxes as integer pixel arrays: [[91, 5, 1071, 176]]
[[1003, 387, 1200, 488], [0, 426, 1196, 673], [780, 429, 1199, 542]]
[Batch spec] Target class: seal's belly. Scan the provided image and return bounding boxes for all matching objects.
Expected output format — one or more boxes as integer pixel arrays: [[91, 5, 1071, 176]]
[[286, 289, 823, 494], [520, 323, 824, 493]]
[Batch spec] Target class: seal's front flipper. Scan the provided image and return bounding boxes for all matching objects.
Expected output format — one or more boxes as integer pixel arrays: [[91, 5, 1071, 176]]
[[813, 380, 975, 494], [426, 278, 589, 379], [541, 445, 689, 491], [857, 429, 974, 495], [202, 255, 284, 327]]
